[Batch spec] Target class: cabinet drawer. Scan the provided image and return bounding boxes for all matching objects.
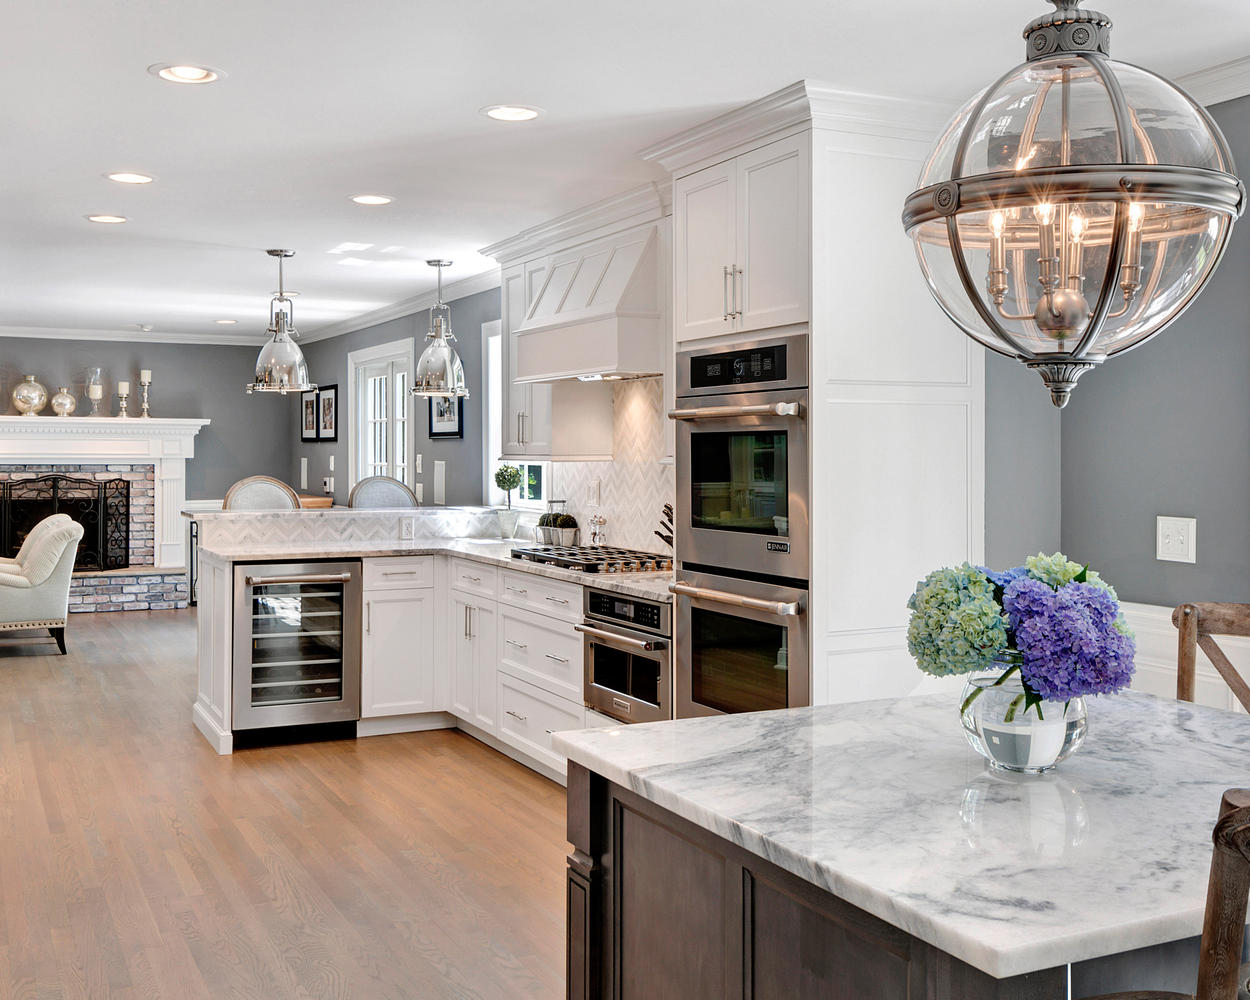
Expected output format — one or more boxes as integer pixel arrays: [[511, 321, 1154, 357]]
[[363, 556, 434, 591], [497, 673, 585, 775], [450, 558, 498, 600], [498, 607, 582, 701], [500, 569, 581, 623]]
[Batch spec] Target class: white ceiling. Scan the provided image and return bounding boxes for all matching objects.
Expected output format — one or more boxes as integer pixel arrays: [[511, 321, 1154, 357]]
[[2, 0, 1247, 344]]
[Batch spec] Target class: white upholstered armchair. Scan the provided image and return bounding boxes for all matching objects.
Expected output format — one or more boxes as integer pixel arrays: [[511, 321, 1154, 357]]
[[0, 516, 85, 654]]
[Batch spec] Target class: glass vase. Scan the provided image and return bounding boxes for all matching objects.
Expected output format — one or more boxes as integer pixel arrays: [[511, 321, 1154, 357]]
[[960, 660, 1086, 774], [12, 375, 48, 416]]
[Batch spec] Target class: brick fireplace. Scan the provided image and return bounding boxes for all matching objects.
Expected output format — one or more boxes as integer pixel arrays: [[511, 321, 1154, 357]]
[[0, 416, 209, 612]]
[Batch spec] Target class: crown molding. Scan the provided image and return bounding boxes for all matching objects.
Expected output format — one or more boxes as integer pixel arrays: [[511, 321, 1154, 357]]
[[639, 79, 948, 176], [480, 183, 668, 265], [0, 325, 260, 347], [1177, 56, 1250, 108], [297, 267, 502, 344]]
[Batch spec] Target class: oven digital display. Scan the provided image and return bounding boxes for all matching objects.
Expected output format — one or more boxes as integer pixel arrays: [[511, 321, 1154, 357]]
[[588, 592, 662, 631], [689, 344, 786, 388]]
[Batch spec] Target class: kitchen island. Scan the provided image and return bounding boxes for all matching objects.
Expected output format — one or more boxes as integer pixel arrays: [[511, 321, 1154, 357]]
[[553, 692, 1250, 999]]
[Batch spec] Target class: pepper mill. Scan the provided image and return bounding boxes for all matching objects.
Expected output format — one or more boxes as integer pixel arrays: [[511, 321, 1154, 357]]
[[588, 514, 607, 547]]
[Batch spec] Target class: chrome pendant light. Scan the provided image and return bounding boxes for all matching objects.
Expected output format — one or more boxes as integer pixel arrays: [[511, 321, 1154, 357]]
[[245, 249, 315, 395], [412, 259, 470, 399], [902, 0, 1245, 407]]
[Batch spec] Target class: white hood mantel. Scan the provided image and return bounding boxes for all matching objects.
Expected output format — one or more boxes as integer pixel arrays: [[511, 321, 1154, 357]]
[[513, 222, 663, 383], [0, 416, 210, 569]]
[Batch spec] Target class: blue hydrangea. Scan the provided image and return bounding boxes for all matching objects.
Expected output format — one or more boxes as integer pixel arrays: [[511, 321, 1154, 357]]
[[980, 565, 1029, 590], [906, 564, 1008, 676], [1004, 578, 1136, 700]]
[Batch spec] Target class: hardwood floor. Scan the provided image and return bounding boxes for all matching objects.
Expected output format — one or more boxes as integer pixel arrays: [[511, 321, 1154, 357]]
[[0, 610, 568, 999]]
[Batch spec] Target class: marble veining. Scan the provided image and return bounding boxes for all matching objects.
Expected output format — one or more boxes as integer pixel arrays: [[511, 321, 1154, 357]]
[[553, 693, 1250, 978]]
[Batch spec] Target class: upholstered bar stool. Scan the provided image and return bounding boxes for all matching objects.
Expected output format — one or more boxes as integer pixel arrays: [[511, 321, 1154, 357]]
[[348, 476, 418, 508], [222, 476, 300, 511]]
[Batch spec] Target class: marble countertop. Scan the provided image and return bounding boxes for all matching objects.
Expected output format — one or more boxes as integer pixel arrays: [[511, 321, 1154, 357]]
[[553, 692, 1250, 978], [197, 537, 674, 601]]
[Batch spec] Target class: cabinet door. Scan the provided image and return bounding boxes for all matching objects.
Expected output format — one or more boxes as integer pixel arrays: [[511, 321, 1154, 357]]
[[521, 259, 552, 456], [501, 264, 529, 458], [361, 589, 434, 717], [735, 133, 810, 333], [469, 601, 497, 732], [450, 594, 475, 720], [673, 160, 737, 343]]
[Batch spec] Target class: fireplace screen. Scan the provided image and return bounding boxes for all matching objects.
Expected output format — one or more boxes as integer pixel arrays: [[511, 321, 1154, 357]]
[[0, 475, 130, 571]]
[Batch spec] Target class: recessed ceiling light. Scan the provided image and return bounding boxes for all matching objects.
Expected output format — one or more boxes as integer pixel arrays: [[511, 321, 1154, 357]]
[[147, 62, 222, 84], [350, 194, 392, 206], [106, 171, 155, 185], [215, 319, 238, 325], [86, 214, 127, 224], [481, 105, 542, 122], [338, 257, 371, 267]]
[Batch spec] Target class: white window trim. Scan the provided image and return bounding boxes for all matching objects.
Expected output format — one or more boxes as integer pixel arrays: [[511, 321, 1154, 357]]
[[481, 319, 502, 506], [346, 336, 415, 493]]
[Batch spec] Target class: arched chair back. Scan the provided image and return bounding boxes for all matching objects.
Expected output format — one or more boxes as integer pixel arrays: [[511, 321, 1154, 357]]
[[223, 476, 300, 511], [1174, 604, 1250, 712], [348, 476, 418, 509]]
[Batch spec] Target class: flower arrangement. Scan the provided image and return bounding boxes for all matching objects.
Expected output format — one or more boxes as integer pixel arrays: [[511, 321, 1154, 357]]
[[907, 552, 1136, 719]]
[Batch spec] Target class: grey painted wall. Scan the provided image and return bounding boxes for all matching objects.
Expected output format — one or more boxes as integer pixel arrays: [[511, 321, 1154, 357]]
[[1059, 94, 1250, 606], [984, 352, 1062, 568], [290, 285, 500, 506], [0, 337, 289, 498]]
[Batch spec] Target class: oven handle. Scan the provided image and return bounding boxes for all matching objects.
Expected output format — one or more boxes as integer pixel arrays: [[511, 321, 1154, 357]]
[[245, 572, 353, 586], [667, 401, 802, 421], [574, 624, 668, 652], [668, 582, 802, 618]]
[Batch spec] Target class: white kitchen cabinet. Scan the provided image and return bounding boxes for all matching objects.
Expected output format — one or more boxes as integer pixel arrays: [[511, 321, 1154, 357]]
[[497, 671, 586, 777], [673, 132, 810, 342], [361, 588, 436, 718], [500, 261, 553, 459], [450, 593, 498, 733]]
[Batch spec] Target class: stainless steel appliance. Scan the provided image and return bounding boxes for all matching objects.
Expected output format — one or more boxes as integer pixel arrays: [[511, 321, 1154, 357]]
[[672, 331, 808, 581], [232, 560, 362, 729], [670, 569, 809, 718], [577, 588, 672, 724], [510, 545, 673, 574]]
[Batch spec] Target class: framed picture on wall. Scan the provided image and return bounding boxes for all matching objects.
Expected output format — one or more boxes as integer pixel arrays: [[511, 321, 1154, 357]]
[[318, 384, 338, 442], [301, 389, 319, 442], [428, 395, 463, 439]]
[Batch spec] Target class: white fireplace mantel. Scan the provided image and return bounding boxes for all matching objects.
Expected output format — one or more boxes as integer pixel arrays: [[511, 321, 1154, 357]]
[[0, 416, 210, 568]]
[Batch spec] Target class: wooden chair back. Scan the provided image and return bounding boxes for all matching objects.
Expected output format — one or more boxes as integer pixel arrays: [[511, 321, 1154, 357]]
[[1173, 604, 1250, 713]]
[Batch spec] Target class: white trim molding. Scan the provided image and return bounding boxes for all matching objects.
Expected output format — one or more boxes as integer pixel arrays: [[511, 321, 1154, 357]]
[[0, 325, 259, 347], [345, 337, 416, 493], [0, 416, 209, 569], [1178, 56, 1250, 109]]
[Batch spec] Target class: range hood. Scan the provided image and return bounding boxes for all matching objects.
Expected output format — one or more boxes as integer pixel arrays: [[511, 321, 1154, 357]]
[[513, 222, 663, 383]]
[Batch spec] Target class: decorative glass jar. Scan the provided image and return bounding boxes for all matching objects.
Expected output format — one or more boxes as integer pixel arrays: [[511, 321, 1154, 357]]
[[960, 660, 1087, 773], [50, 386, 77, 416], [12, 375, 48, 416]]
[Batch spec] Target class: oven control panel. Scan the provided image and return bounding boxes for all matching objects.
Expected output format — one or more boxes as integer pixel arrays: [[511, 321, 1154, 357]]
[[585, 590, 670, 636], [689, 343, 787, 389]]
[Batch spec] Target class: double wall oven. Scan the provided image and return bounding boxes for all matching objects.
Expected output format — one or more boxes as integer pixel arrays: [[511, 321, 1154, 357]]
[[670, 331, 810, 718]]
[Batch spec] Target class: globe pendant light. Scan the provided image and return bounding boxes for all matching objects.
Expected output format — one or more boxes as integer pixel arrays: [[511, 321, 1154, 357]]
[[245, 249, 315, 395], [902, 0, 1245, 407], [412, 259, 470, 399]]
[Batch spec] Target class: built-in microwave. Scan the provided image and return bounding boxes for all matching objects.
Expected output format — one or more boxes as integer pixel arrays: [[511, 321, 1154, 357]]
[[671, 332, 808, 582]]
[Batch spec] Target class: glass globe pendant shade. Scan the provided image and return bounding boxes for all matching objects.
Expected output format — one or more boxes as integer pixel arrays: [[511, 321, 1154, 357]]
[[245, 249, 316, 395], [902, 0, 1245, 407], [412, 260, 470, 399]]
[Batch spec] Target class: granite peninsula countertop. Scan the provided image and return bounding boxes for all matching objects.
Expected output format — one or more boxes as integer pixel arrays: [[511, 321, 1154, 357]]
[[553, 692, 1250, 978], [197, 537, 675, 601]]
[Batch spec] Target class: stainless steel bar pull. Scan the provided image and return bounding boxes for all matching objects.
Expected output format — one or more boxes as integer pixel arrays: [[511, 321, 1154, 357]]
[[505, 710, 527, 722], [668, 582, 802, 618], [668, 401, 802, 421], [366, 601, 372, 634], [731, 265, 742, 318], [245, 572, 352, 586], [723, 266, 732, 321], [574, 624, 667, 651]]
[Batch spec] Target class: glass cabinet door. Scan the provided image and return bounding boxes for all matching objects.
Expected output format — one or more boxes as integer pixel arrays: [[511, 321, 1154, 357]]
[[248, 581, 345, 706]]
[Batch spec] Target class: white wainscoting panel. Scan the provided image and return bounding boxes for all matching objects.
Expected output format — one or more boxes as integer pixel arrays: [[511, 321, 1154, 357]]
[[1122, 602, 1250, 714]]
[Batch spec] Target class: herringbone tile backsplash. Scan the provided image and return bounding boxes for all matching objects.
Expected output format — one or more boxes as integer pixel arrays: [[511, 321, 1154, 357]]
[[550, 379, 674, 554]]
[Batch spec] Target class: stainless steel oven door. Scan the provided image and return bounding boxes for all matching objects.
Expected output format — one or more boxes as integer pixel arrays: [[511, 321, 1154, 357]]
[[577, 621, 672, 724], [672, 387, 809, 580], [671, 570, 809, 718]]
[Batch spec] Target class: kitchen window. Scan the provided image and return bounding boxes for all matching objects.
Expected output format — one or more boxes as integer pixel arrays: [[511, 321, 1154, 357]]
[[347, 338, 415, 490]]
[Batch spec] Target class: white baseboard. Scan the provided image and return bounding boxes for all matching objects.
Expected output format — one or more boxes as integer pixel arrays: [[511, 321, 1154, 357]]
[[193, 700, 233, 754], [356, 712, 456, 737], [454, 718, 567, 787], [1121, 602, 1250, 714]]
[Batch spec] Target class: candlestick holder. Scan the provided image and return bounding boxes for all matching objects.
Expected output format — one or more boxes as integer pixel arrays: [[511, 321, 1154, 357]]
[[116, 390, 130, 419], [139, 377, 152, 418]]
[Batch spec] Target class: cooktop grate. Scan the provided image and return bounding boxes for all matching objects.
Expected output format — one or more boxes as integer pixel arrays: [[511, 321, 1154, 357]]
[[509, 545, 673, 574]]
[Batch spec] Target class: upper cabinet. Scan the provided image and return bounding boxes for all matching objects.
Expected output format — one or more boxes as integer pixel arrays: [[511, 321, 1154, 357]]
[[673, 133, 810, 342]]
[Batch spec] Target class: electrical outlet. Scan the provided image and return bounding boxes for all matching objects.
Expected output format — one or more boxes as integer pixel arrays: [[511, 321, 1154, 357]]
[[1157, 515, 1196, 563], [589, 478, 602, 507], [400, 516, 415, 540], [414, 483, 423, 503], [322, 476, 334, 494]]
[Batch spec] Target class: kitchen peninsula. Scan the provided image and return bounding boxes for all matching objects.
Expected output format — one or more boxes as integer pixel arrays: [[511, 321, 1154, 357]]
[[554, 693, 1250, 998], [190, 507, 671, 769]]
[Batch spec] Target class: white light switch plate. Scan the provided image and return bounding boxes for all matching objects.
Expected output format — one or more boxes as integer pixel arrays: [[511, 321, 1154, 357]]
[[300, 457, 308, 490], [328, 454, 335, 472], [433, 461, 446, 506], [415, 454, 422, 474], [414, 483, 423, 503], [1157, 515, 1196, 563]]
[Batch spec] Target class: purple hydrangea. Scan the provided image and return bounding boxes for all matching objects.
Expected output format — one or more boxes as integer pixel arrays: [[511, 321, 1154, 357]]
[[981, 565, 1030, 590], [1003, 579, 1136, 700]]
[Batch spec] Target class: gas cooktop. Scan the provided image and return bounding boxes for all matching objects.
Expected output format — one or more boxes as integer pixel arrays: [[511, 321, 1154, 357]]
[[509, 545, 673, 574]]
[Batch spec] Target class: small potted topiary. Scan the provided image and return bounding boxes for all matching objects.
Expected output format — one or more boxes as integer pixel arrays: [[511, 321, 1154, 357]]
[[494, 465, 523, 537]]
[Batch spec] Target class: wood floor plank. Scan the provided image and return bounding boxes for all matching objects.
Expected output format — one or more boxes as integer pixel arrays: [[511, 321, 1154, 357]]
[[0, 610, 566, 998]]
